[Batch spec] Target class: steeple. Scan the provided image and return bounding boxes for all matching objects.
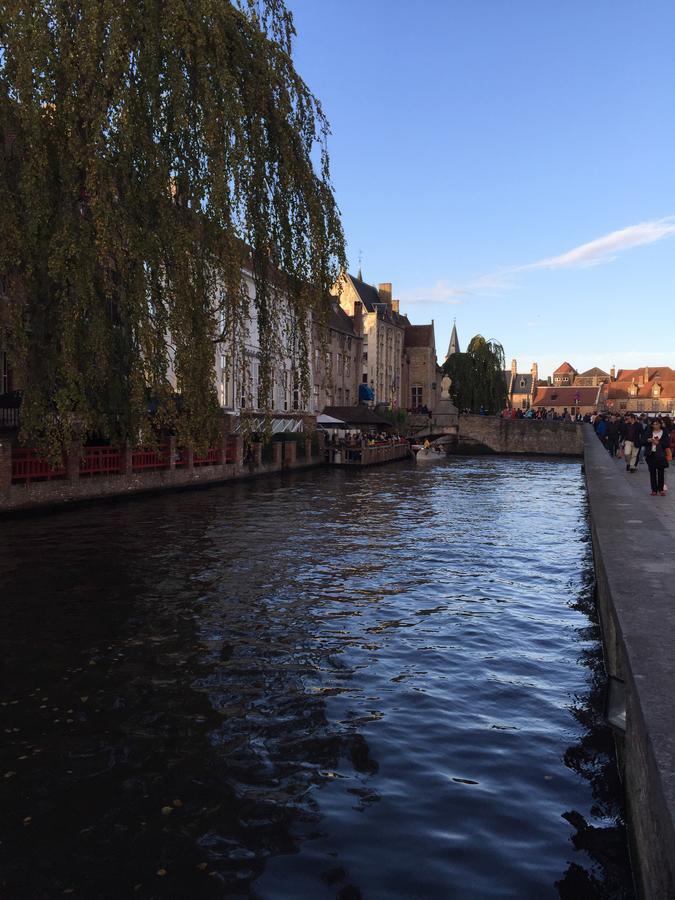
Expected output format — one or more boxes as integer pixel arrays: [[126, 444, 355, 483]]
[[445, 320, 460, 360]]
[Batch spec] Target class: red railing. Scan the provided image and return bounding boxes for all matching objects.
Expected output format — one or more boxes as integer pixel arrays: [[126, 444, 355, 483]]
[[193, 447, 221, 467], [11, 448, 66, 484], [79, 446, 122, 476], [131, 445, 169, 472]]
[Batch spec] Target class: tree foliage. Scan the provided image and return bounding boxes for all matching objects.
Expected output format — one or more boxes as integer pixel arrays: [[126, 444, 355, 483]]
[[442, 335, 508, 414], [0, 0, 345, 452]]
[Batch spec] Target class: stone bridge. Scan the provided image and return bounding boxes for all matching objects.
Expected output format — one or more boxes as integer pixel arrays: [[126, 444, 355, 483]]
[[447, 413, 584, 456]]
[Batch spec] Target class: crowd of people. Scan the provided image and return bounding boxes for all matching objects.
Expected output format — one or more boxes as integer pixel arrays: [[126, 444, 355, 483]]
[[500, 406, 586, 421], [593, 412, 674, 496]]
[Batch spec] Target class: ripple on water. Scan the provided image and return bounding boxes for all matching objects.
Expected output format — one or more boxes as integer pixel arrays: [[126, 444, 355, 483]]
[[0, 457, 632, 898]]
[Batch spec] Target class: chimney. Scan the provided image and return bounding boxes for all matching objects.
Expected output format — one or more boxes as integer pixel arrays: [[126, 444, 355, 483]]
[[378, 283, 392, 305], [610, 366, 615, 380], [391, 299, 400, 313], [531, 362, 538, 383], [352, 300, 363, 337], [644, 366, 649, 384], [511, 359, 517, 376]]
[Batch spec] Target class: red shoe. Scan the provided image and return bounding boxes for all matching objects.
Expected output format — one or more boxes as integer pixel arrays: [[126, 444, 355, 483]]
[[659, 491, 667, 496], [651, 491, 657, 495]]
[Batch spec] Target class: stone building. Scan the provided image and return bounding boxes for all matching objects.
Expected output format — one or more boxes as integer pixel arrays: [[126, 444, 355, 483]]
[[530, 384, 603, 416], [333, 273, 409, 407], [529, 360, 614, 415], [312, 298, 363, 413], [503, 360, 538, 410], [603, 367, 675, 416], [403, 323, 438, 412]]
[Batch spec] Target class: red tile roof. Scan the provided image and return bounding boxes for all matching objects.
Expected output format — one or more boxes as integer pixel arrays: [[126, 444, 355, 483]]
[[607, 381, 675, 400], [553, 361, 577, 375], [614, 367, 675, 384], [532, 385, 600, 407]]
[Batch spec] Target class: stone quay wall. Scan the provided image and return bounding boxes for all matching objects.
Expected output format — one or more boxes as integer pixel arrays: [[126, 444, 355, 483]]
[[584, 425, 675, 898], [0, 435, 323, 514], [455, 414, 584, 456]]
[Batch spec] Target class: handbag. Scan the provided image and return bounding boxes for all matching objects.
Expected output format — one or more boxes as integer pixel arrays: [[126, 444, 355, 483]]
[[666, 448, 673, 463]]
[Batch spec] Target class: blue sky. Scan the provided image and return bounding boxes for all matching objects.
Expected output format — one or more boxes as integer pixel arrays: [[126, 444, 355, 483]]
[[286, 0, 675, 377]]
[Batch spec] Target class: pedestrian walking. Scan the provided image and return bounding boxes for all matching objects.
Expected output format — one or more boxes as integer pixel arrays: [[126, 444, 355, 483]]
[[622, 414, 642, 472], [644, 418, 670, 496]]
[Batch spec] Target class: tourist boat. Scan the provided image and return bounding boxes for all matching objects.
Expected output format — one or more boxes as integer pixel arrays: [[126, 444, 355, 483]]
[[413, 444, 446, 462]]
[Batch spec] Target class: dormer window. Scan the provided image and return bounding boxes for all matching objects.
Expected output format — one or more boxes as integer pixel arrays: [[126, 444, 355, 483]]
[[653, 385, 661, 397], [520, 379, 526, 388], [629, 384, 637, 397]]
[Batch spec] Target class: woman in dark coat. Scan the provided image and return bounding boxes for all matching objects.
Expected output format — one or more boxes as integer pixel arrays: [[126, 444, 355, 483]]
[[644, 418, 670, 496]]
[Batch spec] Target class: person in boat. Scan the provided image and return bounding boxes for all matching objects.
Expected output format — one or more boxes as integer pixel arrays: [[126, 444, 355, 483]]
[[423, 439, 430, 449]]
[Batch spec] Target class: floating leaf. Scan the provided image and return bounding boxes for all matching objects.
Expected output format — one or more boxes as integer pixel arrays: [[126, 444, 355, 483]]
[[156, 869, 167, 877], [160, 806, 173, 816]]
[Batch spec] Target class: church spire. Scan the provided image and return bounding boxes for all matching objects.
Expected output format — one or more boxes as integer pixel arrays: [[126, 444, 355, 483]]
[[445, 319, 460, 360]]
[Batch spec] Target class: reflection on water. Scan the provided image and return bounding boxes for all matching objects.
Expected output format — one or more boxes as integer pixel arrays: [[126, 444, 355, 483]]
[[0, 458, 633, 898]]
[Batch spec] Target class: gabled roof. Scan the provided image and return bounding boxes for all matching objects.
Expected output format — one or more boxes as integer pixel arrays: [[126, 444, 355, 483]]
[[404, 324, 435, 348], [348, 273, 381, 311], [553, 361, 577, 375], [511, 373, 533, 394], [346, 273, 408, 329], [578, 366, 609, 378]]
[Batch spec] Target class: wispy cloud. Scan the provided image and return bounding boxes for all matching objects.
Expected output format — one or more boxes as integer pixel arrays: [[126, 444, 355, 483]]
[[400, 280, 466, 305], [402, 217, 675, 304], [517, 218, 675, 272]]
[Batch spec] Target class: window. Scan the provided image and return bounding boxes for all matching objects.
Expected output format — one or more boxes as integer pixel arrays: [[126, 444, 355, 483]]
[[345, 389, 350, 404], [362, 373, 368, 383], [336, 388, 343, 404], [619, 401, 627, 410], [412, 386, 423, 408], [520, 379, 526, 388], [521, 399, 528, 409], [313, 384, 319, 411]]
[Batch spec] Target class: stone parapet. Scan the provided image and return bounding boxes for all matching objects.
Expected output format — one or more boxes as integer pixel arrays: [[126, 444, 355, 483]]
[[584, 425, 675, 898], [456, 414, 583, 456]]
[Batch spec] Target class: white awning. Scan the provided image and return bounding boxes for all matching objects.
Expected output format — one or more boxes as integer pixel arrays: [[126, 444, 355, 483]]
[[316, 413, 347, 427]]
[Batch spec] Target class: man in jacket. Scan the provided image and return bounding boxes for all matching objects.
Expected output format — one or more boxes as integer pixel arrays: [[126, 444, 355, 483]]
[[606, 415, 620, 457], [623, 414, 642, 472]]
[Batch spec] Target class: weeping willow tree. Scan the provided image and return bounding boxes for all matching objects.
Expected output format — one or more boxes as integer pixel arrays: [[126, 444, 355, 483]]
[[0, 0, 345, 453], [442, 335, 508, 414]]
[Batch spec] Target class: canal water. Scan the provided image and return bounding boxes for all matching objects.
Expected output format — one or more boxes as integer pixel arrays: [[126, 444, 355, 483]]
[[0, 458, 633, 899]]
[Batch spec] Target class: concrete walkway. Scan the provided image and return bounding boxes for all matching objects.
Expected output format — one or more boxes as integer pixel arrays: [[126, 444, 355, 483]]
[[584, 426, 675, 899], [604, 441, 675, 529]]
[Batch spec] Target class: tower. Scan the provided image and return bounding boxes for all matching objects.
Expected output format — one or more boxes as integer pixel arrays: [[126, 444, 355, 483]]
[[445, 320, 460, 360]]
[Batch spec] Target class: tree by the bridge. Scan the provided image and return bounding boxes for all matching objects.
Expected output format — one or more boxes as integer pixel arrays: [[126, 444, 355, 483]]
[[442, 335, 508, 414], [0, 0, 345, 454]]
